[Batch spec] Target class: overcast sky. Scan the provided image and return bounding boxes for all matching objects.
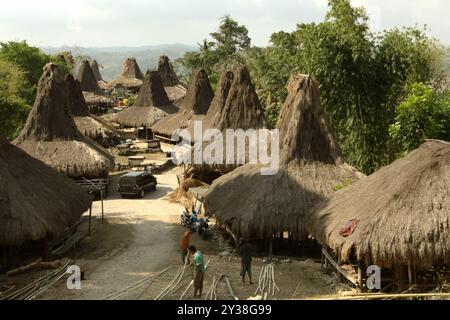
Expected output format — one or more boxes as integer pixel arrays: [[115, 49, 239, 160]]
[[0, 0, 448, 47]]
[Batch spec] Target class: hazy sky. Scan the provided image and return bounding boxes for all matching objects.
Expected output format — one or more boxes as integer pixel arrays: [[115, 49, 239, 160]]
[[0, 0, 448, 47]]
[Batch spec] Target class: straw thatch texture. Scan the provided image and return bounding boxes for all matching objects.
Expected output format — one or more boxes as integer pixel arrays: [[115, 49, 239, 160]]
[[185, 68, 266, 174], [204, 74, 363, 240], [14, 63, 114, 179], [158, 55, 179, 86], [66, 74, 89, 117], [106, 57, 144, 90], [203, 66, 265, 132], [165, 84, 187, 103], [113, 71, 178, 128], [307, 139, 450, 268], [76, 60, 99, 92], [91, 60, 103, 81], [152, 68, 214, 137], [76, 60, 114, 105], [66, 74, 116, 140], [0, 137, 92, 246], [91, 60, 108, 89]]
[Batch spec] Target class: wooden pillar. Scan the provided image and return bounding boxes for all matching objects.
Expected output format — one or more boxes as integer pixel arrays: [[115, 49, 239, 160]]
[[407, 262, 413, 287], [89, 204, 92, 236], [357, 262, 364, 292], [2, 245, 7, 271], [337, 256, 343, 282], [101, 190, 104, 221], [320, 250, 324, 270], [269, 235, 273, 257]]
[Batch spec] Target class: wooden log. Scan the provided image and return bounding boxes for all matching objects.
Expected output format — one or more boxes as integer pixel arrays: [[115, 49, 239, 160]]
[[6, 258, 42, 277], [321, 248, 358, 287], [225, 276, 238, 300]]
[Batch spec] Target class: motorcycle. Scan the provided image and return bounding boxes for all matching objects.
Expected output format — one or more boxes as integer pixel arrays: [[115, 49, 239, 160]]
[[180, 211, 191, 227], [195, 218, 210, 240]]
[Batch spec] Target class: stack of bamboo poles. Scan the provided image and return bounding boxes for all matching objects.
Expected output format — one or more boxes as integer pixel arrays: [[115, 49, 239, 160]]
[[101, 267, 170, 300], [155, 258, 190, 300], [204, 274, 223, 300], [179, 260, 211, 300], [0, 259, 73, 300], [255, 263, 279, 298]]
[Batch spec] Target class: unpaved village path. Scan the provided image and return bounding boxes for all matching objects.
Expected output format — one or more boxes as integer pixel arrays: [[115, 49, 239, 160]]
[[41, 168, 185, 300], [36, 167, 343, 300]]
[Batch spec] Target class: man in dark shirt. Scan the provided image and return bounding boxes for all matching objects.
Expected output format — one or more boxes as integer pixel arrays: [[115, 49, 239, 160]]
[[237, 238, 253, 284]]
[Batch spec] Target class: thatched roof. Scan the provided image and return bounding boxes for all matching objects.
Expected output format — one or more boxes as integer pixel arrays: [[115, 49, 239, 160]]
[[165, 84, 187, 103], [158, 55, 179, 86], [185, 68, 266, 173], [158, 55, 187, 102], [113, 71, 178, 128], [203, 66, 266, 132], [204, 74, 363, 240], [307, 139, 450, 268], [0, 137, 92, 246], [66, 74, 89, 117], [91, 60, 103, 82], [106, 57, 144, 90], [76, 60, 99, 92], [66, 74, 116, 139], [76, 60, 114, 105], [14, 63, 114, 179], [152, 68, 214, 137]]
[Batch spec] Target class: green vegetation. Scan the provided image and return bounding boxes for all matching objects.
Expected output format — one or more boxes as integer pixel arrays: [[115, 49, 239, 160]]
[[1, 1, 449, 173], [389, 83, 450, 157], [178, 0, 449, 174], [0, 41, 71, 139], [176, 15, 251, 87]]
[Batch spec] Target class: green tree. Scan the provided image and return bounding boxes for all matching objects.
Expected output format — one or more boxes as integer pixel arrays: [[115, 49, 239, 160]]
[[246, 0, 446, 173], [177, 16, 251, 86], [389, 83, 450, 157], [0, 57, 31, 140], [0, 41, 71, 104], [0, 94, 31, 140]]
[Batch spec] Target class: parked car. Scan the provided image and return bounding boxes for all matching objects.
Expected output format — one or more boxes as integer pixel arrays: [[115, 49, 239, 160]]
[[118, 172, 157, 198]]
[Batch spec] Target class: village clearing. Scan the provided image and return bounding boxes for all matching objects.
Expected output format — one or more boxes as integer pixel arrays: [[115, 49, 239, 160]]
[[5, 166, 349, 300]]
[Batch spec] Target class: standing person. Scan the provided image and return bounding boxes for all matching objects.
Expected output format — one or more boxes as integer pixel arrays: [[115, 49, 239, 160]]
[[180, 230, 193, 264], [238, 238, 253, 284], [188, 245, 205, 298]]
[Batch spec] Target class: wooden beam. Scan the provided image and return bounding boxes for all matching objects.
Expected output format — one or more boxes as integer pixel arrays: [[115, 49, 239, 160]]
[[321, 248, 358, 287]]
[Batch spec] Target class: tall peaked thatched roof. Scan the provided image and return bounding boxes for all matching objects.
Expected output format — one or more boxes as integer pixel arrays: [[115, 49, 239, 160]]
[[278, 75, 343, 167], [91, 60, 103, 82], [204, 74, 363, 240], [158, 55, 179, 86], [106, 57, 144, 90], [75, 60, 114, 105], [66, 74, 90, 117], [152, 68, 214, 137], [203, 66, 266, 131], [0, 137, 92, 246], [135, 71, 170, 107], [14, 63, 114, 179], [307, 139, 450, 268], [76, 60, 99, 92], [121, 57, 144, 79], [113, 71, 178, 128], [66, 74, 116, 140], [206, 70, 234, 120]]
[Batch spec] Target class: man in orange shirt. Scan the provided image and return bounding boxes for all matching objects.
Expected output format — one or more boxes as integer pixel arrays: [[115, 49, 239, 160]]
[[180, 230, 193, 264]]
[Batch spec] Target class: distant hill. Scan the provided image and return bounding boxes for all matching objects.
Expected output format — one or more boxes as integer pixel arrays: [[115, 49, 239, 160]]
[[42, 44, 197, 81]]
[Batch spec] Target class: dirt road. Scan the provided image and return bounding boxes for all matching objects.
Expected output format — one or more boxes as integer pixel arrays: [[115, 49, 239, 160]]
[[32, 167, 344, 300], [40, 168, 186, 300]]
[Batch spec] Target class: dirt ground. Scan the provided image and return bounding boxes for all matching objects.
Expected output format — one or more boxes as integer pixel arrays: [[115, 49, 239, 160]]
[[7, 165, 349, 300]]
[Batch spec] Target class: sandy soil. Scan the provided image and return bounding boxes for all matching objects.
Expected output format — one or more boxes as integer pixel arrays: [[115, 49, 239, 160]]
[[7, 165, 346, 300]]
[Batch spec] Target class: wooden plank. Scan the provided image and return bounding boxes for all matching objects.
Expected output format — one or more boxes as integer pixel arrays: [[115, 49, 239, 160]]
[[322, 248, 358, 287]]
